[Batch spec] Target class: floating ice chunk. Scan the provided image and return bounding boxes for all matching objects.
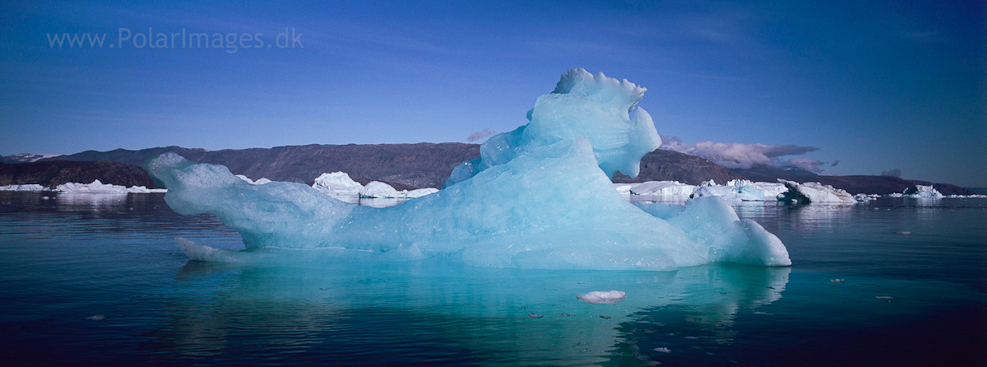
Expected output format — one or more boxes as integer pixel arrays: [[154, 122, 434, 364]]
[[359, 181, 401, 198], [0, 184, 48, 191], [628, 181, 696, 200], [357, 182, 437, 199], [577, 290, 626, 304], [56, 180, 129, 194], [148, 69, 791, 270], [176, 237, 247, 262], [312, 172, 364, 195], [903, 185, 943, 198], [777, 179, 856, 204], [127, 186, 167, 193], [85, 314, 106, 321], [654, 347, 671, 353], [854, 193, 878, 201], [691, 179, 765, 203]]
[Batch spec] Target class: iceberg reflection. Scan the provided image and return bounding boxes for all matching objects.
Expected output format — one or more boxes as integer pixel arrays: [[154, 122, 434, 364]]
[[149, 260, 789, 365]]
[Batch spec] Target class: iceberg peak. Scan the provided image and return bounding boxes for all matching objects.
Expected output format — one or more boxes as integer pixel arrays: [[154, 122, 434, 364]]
[[446, 68, 661, 187]]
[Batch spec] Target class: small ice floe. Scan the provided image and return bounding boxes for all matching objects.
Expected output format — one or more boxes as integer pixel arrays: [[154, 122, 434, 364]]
[[830, 279, 845, 283], [654, 347, 672, 353], [528, 313, 543, 319], [577, 290, 626, 304], [875, 296, 894, 302], [85, 314, 106, 321], [894, 231, 912, 236]]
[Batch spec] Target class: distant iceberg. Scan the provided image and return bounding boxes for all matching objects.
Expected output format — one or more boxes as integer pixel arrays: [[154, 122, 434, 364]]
[[777, 179, 856, 204], [0, 184, 49, 192], [359, 181, 438, 199], [0, 180, 165, 193], [902, 185, 943, 199], [628, 181, 696, 199], [691, 179, 768, 203], [56, 180, 167, 194], [616, 179, 788, 204], [312, 172, 364, 195], [311, 171, 438, 199], [147, 69, 791, 270]]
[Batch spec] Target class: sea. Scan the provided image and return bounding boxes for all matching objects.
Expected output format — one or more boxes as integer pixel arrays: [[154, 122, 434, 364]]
[[1, 191, 984, 366]]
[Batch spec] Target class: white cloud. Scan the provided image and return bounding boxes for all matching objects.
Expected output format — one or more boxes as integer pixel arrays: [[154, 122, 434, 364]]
[[467, 129, 495, 142], [660, 136, 826, 172]]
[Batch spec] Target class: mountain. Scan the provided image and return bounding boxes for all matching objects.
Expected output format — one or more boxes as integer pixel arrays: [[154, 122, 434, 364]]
[[34, 144, 976, 195], [612, 149, 746, 185], [0, 153, 64, 164], [729, 164, 820, 183], [0, 161, 159, 188], [49, 144, 748, 188], [731, 164, 976, 195], [48, 144, 481, 189]]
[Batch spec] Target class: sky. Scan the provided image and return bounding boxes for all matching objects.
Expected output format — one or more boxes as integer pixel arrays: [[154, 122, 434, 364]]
[[1, 1, 985, 186]]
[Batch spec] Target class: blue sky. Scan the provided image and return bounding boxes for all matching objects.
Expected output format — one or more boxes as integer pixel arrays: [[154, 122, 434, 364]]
[[2, 1, 985, 186]]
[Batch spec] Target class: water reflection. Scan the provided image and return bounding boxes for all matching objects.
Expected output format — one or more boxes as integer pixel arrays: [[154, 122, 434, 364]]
[[55, 192, 128, 208], [150, 260, 789, 365]]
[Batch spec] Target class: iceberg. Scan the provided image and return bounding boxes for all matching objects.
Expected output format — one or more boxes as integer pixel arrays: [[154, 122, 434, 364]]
[[627, 181, 696, 200], [311, 172, 437, 200], [147, 69, 791, 270], [902, 185, 943, 199], [691, 179, 766, 203], [576, 290, 626, 304], [359, 181, 438, 199], [312, 172, 364, 195], [0, 181, 165, 193], [56, 180, 166, 194], [777, 179, 857, 205], [56, 180, 130, 194], [0, 184, 49, 192]]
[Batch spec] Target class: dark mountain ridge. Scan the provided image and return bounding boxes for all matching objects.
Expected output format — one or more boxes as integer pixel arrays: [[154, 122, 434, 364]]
[[613, 149, 746, 185], [47, 144, 481, 189], [17, 144, 974, 195]]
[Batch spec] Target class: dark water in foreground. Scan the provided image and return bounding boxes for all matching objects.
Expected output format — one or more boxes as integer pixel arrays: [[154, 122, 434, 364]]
[[0, 192, 984, 366]]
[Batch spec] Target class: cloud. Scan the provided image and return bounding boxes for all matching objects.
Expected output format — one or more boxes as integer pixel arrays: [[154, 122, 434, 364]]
[[882, 168, 902, 177], [660, 136, 826, 172], [467, 129, 495, 142], [775, 157, 826, 172]]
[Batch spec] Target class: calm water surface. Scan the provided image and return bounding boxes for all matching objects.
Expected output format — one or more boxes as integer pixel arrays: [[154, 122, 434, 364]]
[[1, 192, 985, 366]]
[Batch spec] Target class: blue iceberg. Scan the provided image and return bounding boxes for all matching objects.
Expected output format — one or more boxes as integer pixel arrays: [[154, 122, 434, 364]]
[[147, 69, 791, 270]]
